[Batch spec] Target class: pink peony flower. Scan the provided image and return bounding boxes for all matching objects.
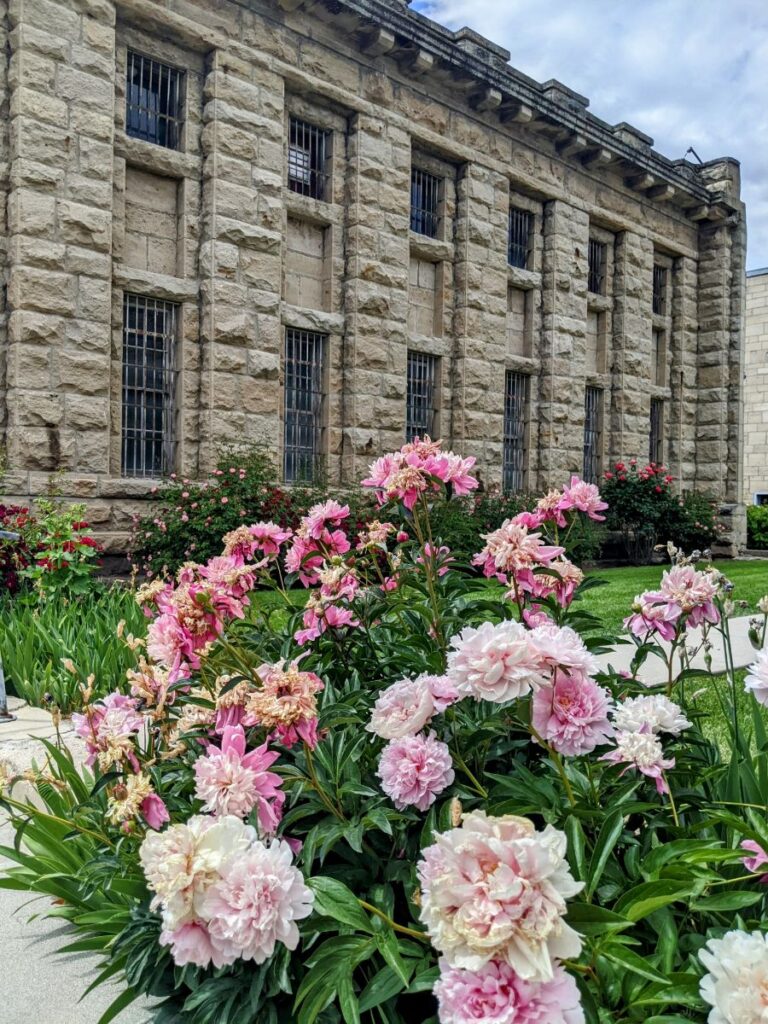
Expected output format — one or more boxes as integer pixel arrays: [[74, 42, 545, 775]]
[[194, 726, 284, 833], [745, 649, 768, 706], [422, 673, 460, 713], [624, 592, 682, 642], [246, 661, 324, 748], [302, 499, 350, 540], [600, 727, 675, 794], [367, 676, 436, 739], [447, 620, 548, 703], [434, 958, 585, 1024], [377, 732, 454, 811], [141, 793, 170, 830], [362, 439, 478, 510], [160, 920, 229, 969], [201, 839, 314, 964], [532, 670, 614, 756], [473, 520, 565, 582], [741, 840, 768, 882], [417, 543, 454, 576], [72, 692, 144, 772], [418, 811, 583, 980], [557, 476, 608, 521], [527, 623, 599, 677], [659, 565, 720, 627]]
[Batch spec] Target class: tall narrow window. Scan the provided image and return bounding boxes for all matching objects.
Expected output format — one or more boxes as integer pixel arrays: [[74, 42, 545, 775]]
[[406, 351, 438, 441], [503, 371, 529, 492], [651, 328, 667, 386], [588, 239, 606, 295], [583, 386, 603, 484], [126, 51, 183, 150], [650, 398, 664, 465], [284, 328, 326, 483], [652, 264, 667, 315], [508, 207, 533, 269], [121, 294, 177, 478], [288, 117, 330, 201], [410, 168, 441, 238]]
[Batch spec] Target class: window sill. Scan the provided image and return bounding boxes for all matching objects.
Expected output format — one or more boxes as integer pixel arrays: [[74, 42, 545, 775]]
[[587, 293, 612, 312], [409, 233, 454, 263], [507, 266, 540, 290], [114, 265, 199, 303], [116, 131, 201, 179]]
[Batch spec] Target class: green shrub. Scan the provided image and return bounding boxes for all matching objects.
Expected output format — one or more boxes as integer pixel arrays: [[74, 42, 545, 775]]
[[747, 504, 768, 549], [0, 586, 146, 713], [602, 459, 721, 562]]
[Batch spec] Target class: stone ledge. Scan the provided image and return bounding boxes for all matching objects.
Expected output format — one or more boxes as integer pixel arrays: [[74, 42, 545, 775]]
[[507, 266, 541, 291], [113, 265, 200, 303], [587, 294, 612, 313], [409, 233, 454, 263], [281, 304, 344, 334], [115, 131, 202, 179]]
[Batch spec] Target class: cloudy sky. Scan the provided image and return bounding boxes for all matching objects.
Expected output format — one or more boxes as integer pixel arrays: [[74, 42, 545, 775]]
[[413, 0, 768, 270]]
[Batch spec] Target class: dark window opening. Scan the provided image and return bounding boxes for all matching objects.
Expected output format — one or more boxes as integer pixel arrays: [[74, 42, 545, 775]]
[[508, 207, 533, 269], [284, 328, 325, 483], [406, 351, 438, 441], [126, 51, 183, 150], [588, 239, 607, 295], [653, 264, 667, 315], [503, 371, 529, 492], [410, 168, 441, 238], [650, 398, 664, 465], [288, 117, 330, 201], [583, 386, 603, 483]]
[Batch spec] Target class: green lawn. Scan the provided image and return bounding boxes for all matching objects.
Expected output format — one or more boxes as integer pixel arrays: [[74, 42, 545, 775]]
[[578, 560, 768, 634]]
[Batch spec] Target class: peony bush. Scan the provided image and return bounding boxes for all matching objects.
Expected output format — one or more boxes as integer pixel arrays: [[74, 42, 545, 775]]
[[2, 437, 768, 1024]]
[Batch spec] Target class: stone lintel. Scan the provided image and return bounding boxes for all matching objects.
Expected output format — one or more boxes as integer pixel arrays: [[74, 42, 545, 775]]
[[556, 132, 588, 158], [625, 172, 656, 191], [359, 27, 396, 56], [582, 147, 613, 168], [472, 87, 503, 112], [498, 101, 534, 124], [646, 183, 676, 202], [282, 305, 344, 334], [113, 265, 199, 303]]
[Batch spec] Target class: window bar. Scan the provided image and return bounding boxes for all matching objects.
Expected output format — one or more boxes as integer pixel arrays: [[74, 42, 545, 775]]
[[288, 117, 329, 201], [125, 50, 183, 150], [121, 294, 178, 478], [503, 371, 528, 492], [406, 351, 437, 441], [650, 398, 664, 465], [410, 168, 441, 238], [284, 328, 325, 483], [653, 264, 667, 315], [583, 386, 602, 484], [588, 239, 606, 295], [508, 207, 532, 269]]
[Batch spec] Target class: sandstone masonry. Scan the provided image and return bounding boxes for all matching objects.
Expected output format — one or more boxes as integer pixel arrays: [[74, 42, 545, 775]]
[[744, 269, 768, 507], [0, 0, 747, 552]]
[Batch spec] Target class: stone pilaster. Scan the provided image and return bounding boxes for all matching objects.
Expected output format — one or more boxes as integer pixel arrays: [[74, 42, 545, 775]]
[[198, 51, 284, 472], [538, 200, 589, 485], [610, 230, 654, 462], [667, 256, 699, 486], [341, 113, 410, 483], [451, 162, 508, 486], [6, 0, 115, 484]]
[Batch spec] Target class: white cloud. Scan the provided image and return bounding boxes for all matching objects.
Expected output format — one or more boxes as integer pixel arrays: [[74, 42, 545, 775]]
[[413, 0, 768, 269]]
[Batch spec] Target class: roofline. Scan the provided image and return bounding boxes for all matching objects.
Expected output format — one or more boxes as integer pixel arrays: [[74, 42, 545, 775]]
[[747, 268, 768, 278], [320, 0, 739, 213]]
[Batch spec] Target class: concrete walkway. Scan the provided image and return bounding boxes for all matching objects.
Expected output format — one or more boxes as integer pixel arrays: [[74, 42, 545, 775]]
[[595, 613, 766, 684]]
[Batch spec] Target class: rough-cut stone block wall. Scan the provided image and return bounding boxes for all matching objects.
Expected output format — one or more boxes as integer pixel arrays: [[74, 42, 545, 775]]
[[744, 272, 768, 504], [0, 0, 747, 553]]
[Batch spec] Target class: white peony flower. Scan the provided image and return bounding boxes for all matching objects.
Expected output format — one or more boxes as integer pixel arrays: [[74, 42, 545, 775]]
[[446, 620, 548, 703], [611, 695, 691, 737], [745, 649, 768, 707], [140, 814, 256, 931], [699, 928, 768, 1023]]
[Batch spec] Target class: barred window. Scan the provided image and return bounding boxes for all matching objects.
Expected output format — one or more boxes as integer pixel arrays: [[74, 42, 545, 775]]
[[410, 168, 441, 238], [288, 117, 330, 201], [121, 294, 178, 478], [583, 386, 603, 484], [652, 264, 667, 315], [406, 351, 438, 441], [588, 239, 607, 295], [503, 371, 529, 492], [125, 51, 183, 150], [650, 398, 664, 465], [508, 207, 533, 269], [284, 328, 326, 483]]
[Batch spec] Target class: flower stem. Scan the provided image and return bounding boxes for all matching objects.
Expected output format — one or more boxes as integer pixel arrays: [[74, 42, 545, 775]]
[[358, 900, 430, 943]]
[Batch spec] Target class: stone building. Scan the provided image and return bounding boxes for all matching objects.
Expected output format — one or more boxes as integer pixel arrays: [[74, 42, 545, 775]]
[[0, 0, 747, 551], [744, 268, 768, 507]]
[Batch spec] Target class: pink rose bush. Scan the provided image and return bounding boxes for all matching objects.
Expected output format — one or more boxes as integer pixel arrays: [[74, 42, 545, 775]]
[[7, 436, 762, 1024]]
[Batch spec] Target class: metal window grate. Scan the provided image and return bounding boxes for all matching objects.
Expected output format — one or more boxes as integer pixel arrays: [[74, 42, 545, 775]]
[[508, 207, 533, 269], [288, 117, 330, 201], [503, 371, 529, 492], [652, 264, 667, 315], [406, 351, 438, 441], [284, 328, 326, 483], [583, 386, 603, 484], [649, 398, 664, 464], [410, 167, 441, 238], [588, 239, 606, 295], [125, 51, 183, 150], [122, 294, 178, 478]]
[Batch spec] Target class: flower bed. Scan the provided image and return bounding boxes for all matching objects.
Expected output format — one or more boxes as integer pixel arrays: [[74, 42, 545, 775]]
[[2, 438, 768, 1024]]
